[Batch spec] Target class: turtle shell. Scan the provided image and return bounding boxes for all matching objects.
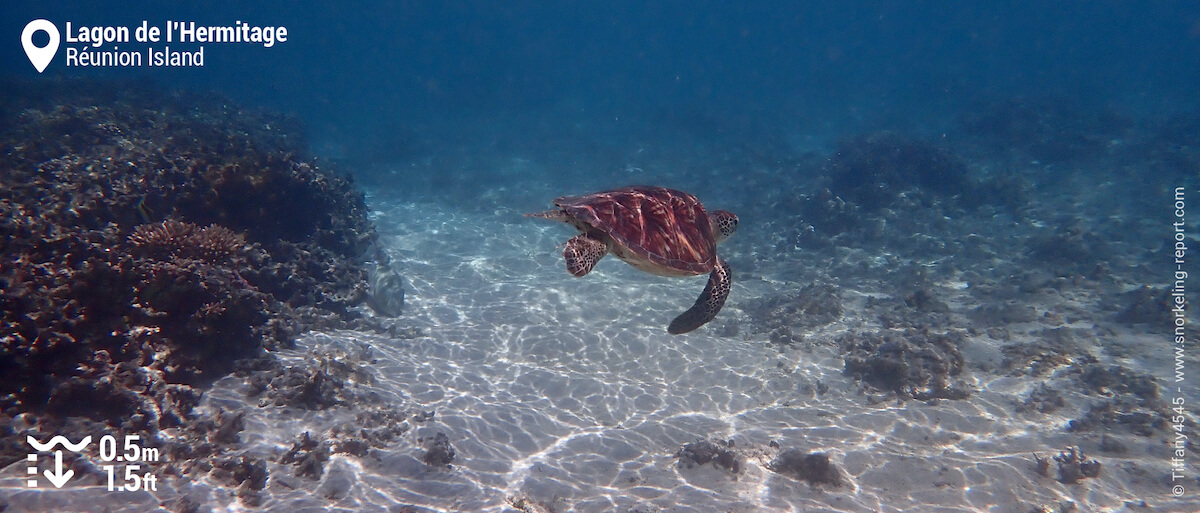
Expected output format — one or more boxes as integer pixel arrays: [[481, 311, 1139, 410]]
[[554, 186, 716, 274]]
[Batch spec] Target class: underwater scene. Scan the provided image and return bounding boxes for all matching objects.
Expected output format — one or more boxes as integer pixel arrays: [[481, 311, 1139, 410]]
[[1, 2, 1199, 512]]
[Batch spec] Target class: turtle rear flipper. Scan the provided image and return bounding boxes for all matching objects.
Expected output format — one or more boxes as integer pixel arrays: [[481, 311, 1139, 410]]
[[564, 234, 608, 277], [668, 257, 731, 334]]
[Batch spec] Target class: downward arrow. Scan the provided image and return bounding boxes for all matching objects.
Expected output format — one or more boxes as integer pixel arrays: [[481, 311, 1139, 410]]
[[44, 450, 73, 488]]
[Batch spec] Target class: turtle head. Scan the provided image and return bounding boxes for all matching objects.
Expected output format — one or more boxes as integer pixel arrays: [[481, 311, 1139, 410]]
[[710, 210, 738, 243]]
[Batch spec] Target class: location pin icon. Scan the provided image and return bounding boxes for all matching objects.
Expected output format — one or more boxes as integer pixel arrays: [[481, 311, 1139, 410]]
[[22, 19, 59, 73]]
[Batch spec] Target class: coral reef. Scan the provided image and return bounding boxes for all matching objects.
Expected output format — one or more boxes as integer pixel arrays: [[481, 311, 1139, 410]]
[[999, 329, 1089, 377], [744, 283, 843, 347], [826, 131, 970, 212], [0, 78, 375, 469], [782, 130, 1028, 248], [129, 220, 248, 262], [747, 283, 844, 330], [958, 95, 1129, 164], [241, 342, 381, 410], [258, 361, 346, 409], [840, 328, 971, 401]]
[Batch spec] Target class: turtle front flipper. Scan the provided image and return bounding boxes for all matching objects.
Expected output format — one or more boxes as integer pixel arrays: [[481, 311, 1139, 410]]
[[564, 234, 608, 277], [668, 257, 731, 334]]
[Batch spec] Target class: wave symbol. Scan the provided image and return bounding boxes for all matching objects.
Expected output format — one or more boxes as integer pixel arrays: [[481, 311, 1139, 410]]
[[27, 435, 92, 453]]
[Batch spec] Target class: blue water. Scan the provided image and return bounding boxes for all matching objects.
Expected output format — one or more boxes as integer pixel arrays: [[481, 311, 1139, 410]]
[[7, 2, 1199, 145], [4, 2, 1200, 512]]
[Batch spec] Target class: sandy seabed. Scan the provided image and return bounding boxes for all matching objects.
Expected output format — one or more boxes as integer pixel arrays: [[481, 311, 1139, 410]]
[[3, 182, 1198, 513]]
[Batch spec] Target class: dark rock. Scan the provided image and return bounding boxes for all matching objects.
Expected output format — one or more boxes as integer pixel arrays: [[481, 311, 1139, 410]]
[[213, 455, 268, 490], [1033, 453, 1052, 478], [766, 450, 843, 487], [904, 288, 951, 313], [422, 432, 455, 467], [675, 439, 740, 473], [971, 301, 1038, 325], [346, 407, 412, 447], [1016, 384, 1066, 414], [878, 287, 956, 331], [264, 365, 343, 410], [1111, 286, 1172, 326], [280, 431, 331, 479], [1026, 222, 1109, 272], [1000, 340, 1078, 377], [1051, 447, 1101, 484], [768, 326, 803, 346], [1099, 434, 1127, 454], [1067, 396, 1170, 437], [167, 495, 206, 513], [210, 409, 245, 444], [507, 496, 559, 513], [334, 438, 371, 457], [1080, 365, 1159, 400]]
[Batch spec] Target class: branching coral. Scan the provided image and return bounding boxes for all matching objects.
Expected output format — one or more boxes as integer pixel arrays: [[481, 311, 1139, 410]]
[[129, 220, 247, 262]]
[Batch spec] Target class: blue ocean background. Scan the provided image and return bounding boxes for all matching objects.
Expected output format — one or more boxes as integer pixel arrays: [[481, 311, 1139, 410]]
[[7, 2, 1200, 176], [4, 2, 1200, 512]]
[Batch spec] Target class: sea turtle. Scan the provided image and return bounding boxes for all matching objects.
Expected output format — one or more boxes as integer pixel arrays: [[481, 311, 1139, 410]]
[[528, 185, 738, 334]]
